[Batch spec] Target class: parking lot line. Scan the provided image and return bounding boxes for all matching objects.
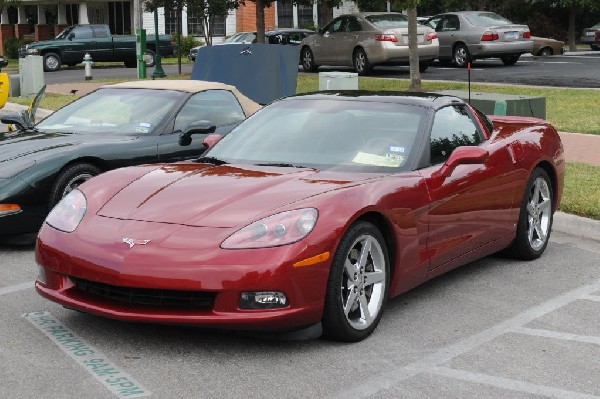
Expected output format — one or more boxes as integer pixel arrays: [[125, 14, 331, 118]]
[[332, 277, 600, 398], [581, 295, 600, 303], [23, 311, 151, 398], [428, 366, 600, 399], [512, 326, 600, 346], [0, 281, 34, 296]]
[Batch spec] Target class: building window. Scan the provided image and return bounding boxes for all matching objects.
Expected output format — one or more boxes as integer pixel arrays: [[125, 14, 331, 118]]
[[185, 10, 225, 37], [211, 15, 226, 36], [108, 2, 131, 34], [277, 1, 293, 28], [164, 9, 178, 35], [298, 4, 313, 29]]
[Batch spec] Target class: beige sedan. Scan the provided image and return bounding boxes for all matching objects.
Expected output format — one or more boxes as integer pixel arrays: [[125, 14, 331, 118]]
[[300, 12, 439, 75], [532, 36, 564, 56]]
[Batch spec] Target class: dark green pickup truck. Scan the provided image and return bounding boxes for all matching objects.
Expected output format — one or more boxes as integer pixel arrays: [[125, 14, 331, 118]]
[[19, 24, 174, 72]]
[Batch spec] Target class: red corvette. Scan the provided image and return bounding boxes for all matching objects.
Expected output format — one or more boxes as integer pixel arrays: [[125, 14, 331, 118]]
[[35, 92, 564, 342]]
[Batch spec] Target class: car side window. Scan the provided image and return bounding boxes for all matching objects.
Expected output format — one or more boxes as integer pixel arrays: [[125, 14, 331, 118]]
[[430, 105, 482, 165], [325, 18, 344, 34], [426, 17, 442, 30], [92, 26, 108, 38], [73, 26, 93, 39], [347, 17, 362, 32], [442, 15, 460, 31], [174, 90, 245, 132]]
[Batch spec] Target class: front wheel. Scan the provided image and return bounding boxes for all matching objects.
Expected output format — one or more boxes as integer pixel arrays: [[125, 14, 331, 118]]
[[508, 168, 553, 260], [301, 47, 318, 72], [49, 163, 102, 208], [144, 49, 156, 67], [322, 221, 389, 342], [501, 55, 520, 66], [538, 47, 553, 57], [43, 52, 62, 72]]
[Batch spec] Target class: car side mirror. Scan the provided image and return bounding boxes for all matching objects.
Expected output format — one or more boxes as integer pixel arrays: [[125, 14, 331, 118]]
[[178, 120, 216, 146], [68, 33, 75, 40], [1, 112, 28, 131], [436, 146, 489, 178]]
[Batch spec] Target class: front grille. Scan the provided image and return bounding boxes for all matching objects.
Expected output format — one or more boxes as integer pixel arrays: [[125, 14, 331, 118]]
[[70, 277, 215, 309]]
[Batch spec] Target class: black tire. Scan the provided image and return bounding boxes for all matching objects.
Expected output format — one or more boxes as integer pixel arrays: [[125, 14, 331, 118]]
[[43, 52, 62, 72], [507, 168, 553, 260], [501, 54, 520, 66], [301, 47, 318, 72], [452, 43, 470, 68], [538, 47, 553, 57], [322, 221, 390, 342], [49, 163, 102, 208], [353, 47, 372, 75], [144, 49, 156, 67], [590, 44, 600, 51], [419, 62, 430, 72]]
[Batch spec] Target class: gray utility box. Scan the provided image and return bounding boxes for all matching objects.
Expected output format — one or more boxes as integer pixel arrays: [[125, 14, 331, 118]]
[[19, 55, 44, 97], [437, 90, 546, 120], [8, 74, 20, 97], [319, 72, 358, 91]]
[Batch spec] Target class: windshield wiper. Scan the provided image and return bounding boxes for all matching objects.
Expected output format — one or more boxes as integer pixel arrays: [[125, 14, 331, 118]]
[[255, 162, 309, 168], [196, 156, 229, 165]]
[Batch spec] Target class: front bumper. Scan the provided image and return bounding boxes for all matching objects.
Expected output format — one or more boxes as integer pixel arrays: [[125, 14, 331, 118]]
[[35, 217, 333, 331]]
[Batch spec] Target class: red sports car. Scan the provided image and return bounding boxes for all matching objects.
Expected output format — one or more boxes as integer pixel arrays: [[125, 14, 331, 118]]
[[35, 92, 564, 342]]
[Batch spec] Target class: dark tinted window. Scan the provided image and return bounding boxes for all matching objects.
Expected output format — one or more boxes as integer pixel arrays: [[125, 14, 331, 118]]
[[92, 25, 108, 38], [430, 105, 482, 165]]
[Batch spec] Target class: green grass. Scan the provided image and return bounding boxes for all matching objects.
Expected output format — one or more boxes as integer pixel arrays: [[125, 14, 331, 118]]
[[559, 163, 600, 220]]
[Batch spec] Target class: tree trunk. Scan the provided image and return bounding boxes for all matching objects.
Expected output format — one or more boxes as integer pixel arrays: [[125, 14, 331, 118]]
[[568, 6, 577, 52], [255, 0, 265, 43], [407, 7, 421, 91]]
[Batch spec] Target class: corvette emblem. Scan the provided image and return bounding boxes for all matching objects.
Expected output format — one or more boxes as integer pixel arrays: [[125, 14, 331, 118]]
[[239, 46, 252, 55], [122, 237, 151, 248]]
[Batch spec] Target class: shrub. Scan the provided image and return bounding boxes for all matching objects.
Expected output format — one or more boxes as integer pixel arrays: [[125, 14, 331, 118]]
[[172, 34, 203, 57], [4, 37, 31, 59]]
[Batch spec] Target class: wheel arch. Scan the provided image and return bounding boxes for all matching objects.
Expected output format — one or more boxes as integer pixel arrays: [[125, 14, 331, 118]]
[[54, 157, 109, 180], [41, 49, 63, 57], [534, 160, 559, 212], [354, 211, 396, 282]]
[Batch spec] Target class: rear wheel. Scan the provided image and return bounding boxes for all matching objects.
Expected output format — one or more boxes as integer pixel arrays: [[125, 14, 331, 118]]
[[49, 163, 102, 208], [452, 43, 470, 68], [501, 55, 520, 65], [301, 47, 318, 72], [353, 48, 372, 75], [322, 221, 389, 342], [43, 52, 62, 72], [144, 49, 156, 67], [508, 168, 553, 260], [419, 62, 430, 72]]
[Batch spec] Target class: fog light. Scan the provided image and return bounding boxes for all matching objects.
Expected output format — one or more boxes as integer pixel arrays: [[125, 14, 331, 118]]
[[239, 291, 288, 309], [37, 266, 47, 285]]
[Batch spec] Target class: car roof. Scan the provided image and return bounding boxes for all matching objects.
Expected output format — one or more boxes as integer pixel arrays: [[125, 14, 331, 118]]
[[104, 80, 262, 116], [285, 91, 465, 110]]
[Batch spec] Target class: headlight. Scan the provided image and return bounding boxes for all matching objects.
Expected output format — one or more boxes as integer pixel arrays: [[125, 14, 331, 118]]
[[221, 208, 318, 249], [27, 48, 40, 55], [45, 189, 87, 232]]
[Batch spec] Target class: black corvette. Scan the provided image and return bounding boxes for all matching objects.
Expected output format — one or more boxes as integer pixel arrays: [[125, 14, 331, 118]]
[[0, 80, 260, 243]]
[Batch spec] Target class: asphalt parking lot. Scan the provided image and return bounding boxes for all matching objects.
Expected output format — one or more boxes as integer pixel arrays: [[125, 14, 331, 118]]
[[1, 230, 598, 398]]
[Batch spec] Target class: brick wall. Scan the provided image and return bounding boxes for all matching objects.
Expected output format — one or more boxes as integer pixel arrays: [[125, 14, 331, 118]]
[[236, 3, 276, 33]]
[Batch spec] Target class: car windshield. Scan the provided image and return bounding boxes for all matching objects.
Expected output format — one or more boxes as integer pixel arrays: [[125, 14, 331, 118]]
[[36, 88, 185, 135], [464, 12, 513, 26], [365, 14, 409, 28], [205, 97, 426, 172]]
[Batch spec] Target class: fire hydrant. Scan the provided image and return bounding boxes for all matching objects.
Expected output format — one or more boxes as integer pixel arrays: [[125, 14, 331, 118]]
[[83, 53, 93, 81]]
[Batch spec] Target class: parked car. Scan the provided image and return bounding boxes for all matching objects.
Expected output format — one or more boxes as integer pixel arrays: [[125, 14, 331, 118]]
[[19, 24, 173, 71], [580, 22, 600, 50], [424, 11, 533, 67], [532, 36, 564, 56], [35, 91, 564, 342], [189, 29, 315, 61], [300, 12, 439, 75], [0, 80, 260, 243]]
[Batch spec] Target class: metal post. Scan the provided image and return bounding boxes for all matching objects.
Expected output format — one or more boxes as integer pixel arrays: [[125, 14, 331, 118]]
[[152, 7, 166, 79]]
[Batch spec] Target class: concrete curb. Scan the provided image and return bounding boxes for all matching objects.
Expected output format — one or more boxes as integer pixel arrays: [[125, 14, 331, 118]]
[[553, 211, 600, 242]]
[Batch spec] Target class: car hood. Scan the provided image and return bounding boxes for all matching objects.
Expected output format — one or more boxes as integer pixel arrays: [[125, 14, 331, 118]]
[[97, 163, 379, 228], [27, 39, 60, 48]]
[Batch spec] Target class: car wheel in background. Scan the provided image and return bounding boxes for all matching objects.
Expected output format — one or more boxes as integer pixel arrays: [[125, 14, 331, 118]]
[[322, 221, 389, 342], [43, 52, 62, 72], [501, 54, 520, 65], [452, 43, 470, 68], [144, 49, 156, 67], [353, 48, 373, 76], [419, 62, 430, 72], [590, 44, 600, 51], [538, 47, 553, 56], [301, 47, 318, 72], [507, 168, 553, 260], [49, 163, 102, 207]]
